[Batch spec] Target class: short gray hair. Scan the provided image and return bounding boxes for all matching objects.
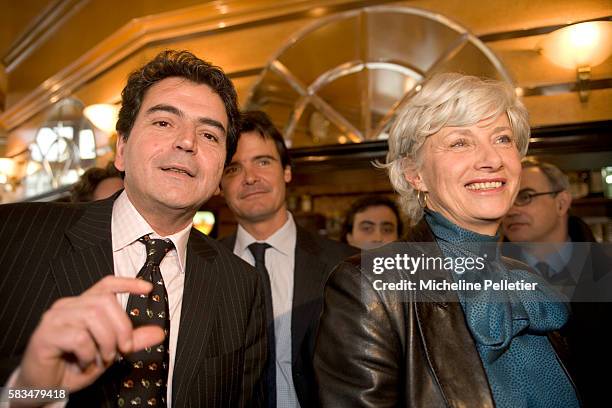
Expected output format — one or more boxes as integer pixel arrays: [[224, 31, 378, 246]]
[[521, 159, 569, 191], [381, 73, 530, 225]]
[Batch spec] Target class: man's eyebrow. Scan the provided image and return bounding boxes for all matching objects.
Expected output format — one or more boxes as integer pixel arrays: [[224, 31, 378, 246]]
[[146, 104, 227, 135], [252, 155, 278, 162], [198, 117, 226, 135], [224, 162, 240, 170], [358, 220, 375, 226], [146, 104, 182, 117]]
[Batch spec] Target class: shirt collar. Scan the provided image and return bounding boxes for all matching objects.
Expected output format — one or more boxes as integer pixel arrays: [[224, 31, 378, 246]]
[[235, 211, 296, 257], [520, 239, 573, 275], [111, 191, 191, 272]]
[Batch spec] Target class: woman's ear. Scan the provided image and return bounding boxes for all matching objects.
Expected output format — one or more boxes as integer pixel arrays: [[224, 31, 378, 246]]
[[403, 164, 427, 192]]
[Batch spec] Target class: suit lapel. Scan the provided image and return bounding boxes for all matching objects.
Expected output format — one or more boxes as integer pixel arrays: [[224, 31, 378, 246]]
[[409, 221, 495, 408], [50, 198, 115, 298], [47, 197, 117, 407], [291, 227, 326, 366], [219, 234, 237, 251], [172, 230, 220, 407]]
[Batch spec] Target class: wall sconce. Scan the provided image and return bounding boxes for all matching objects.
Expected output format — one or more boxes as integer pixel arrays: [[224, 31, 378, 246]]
[[83, 103, 120, 157], [83, 103, 119, 134], [0, 157, 16, 189], [538, 21, 612, 102]]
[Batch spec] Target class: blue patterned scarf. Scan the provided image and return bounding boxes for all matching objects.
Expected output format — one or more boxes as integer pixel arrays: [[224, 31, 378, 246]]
[[425, 210, 579, 408]]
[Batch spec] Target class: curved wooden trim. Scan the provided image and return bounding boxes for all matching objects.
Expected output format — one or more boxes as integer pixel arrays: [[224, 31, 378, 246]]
[[0, 0, 398, 132]]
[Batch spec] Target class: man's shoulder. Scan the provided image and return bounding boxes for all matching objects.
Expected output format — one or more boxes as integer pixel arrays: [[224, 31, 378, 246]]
[[217, 233, 235, 250], [192, 229, 254, 273], [296, 226, 358, 259], [0, 200, 84, 215], [0, 201, 87, 232]]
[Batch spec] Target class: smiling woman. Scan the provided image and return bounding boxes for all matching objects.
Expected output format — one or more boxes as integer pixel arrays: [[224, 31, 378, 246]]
[[314, 73, 581, 408], [384, 73, 530, 231]]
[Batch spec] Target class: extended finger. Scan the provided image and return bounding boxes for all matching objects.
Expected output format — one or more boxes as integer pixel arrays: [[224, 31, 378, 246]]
[[84, 275, 153, 296], [47, 293, 135, 358], [130, 326, 166, 354]]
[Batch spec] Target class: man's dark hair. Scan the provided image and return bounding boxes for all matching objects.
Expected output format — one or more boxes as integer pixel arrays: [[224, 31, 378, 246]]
[[116, 50, 239, 163], [70, 162, 122, 203], [233, 110, 291, 168], [340, 196, 403, 243]]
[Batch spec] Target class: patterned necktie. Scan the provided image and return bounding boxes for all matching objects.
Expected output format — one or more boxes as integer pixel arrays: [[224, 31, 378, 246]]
[[248, 243, 276, 408], [117, 235, 174, 408]]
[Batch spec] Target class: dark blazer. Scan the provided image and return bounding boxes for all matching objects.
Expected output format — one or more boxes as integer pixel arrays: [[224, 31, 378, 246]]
[[503, 215, 612, 407], [0, 197, 266, 407], [220, 224, 357, 408], [314, 220, 578, 408]]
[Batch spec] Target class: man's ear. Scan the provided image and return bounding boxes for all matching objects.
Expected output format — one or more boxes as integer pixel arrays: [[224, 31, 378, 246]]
[[284, 166, 292, 184], [114, 133, 126, 171], [556, 190, 572, 215], [346, 232, 356, 247], [218, 179, 225, 197]]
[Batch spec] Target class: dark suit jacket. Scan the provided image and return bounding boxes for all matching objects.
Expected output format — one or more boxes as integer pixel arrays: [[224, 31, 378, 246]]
[[0, 197, 266, 407], [220, 225, 357, 408], [503, 215, 612, 407], [315, 220, 578, 407]]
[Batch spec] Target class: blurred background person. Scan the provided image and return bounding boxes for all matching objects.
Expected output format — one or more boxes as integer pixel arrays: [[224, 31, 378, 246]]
[[70, 162, 124, 202], [502, 159, 612, 407], [501, 159, 589, 294], [340, 195, 402, 249], [502, 159, 576, 255], [315, 73, 580, 408]]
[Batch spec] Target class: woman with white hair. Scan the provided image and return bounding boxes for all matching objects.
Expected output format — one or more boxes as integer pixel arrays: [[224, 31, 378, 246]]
[[314, 73, 580, 407]]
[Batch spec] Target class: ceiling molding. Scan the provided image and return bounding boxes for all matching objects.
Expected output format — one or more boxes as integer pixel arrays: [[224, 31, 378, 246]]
[[2, 0, 89, 72], [0, 0, 400, 132], [1, 1, 610, 133], [479, 15, 612, 43]]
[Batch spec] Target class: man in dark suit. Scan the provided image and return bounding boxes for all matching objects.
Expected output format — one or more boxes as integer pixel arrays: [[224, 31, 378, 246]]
[[0, 50, 266, 407], [219, 111, 356, 408], [502, 159, 612, 407]]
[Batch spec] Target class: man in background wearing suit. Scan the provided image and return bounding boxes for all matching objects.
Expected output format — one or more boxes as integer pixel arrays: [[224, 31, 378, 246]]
[[502, 159, 612, 407], [0, 50, 266, 407], [219, 111, 356, 408]]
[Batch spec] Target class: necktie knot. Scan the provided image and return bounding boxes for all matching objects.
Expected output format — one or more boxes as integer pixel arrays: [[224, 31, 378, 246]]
[[248, 242, 271, 265], [139, 236, 174, 267]]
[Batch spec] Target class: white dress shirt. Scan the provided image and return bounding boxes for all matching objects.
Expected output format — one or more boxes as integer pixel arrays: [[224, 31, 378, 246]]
[[112, 191, 191, 407], [233, 212, 300, 408]]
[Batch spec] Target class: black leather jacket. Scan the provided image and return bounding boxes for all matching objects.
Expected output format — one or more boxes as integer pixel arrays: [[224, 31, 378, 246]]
[[314, 220, 578, 407]]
